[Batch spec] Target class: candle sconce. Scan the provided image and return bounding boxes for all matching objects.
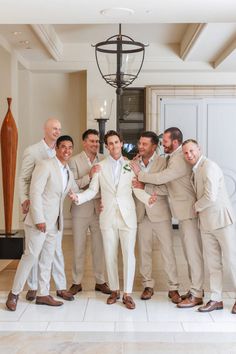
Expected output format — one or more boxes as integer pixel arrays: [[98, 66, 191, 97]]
[[94, 99, 113, 153]]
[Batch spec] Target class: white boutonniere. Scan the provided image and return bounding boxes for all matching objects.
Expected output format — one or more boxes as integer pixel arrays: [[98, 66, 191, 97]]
[[123, 162, 132, 174]]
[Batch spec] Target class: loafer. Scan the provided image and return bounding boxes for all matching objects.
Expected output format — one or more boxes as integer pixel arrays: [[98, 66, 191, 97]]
[[26, 290, 37, 301], [6, 291, 18, 311], [140, 287, 154, 300], [168, 290, 182, 304], [122, 295, 136, 310], [36, 295, 63, 306], [198, 300, 223, 312], [177, 294, 203, 308], [232, 301, 236, 314], [95, 282, 112, 294], [107, 291, 120, 305], [69, 283, 82, 295], [56, 290, 74, 301]]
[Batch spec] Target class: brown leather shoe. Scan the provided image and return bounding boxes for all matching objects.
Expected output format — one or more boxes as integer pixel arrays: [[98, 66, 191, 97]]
[[26, 290, 37, 301], [36, 295, 63, 306], [198, 300, 223, 312], [181, 290, 191, 300], [56, 290, 74, 301], [168, 290, 182, 304], [140, 287, 154, 300], [6, 291, 18, 311], [232, 301, 236, 314], [122, 295, 136, 310], [177, 294, 203, 308], [69, 283, 82, 295], [95, 282, 112, 294], [107, 291, 120, 305]]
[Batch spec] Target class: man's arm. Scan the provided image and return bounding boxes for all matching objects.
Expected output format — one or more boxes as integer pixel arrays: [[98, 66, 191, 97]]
[[69, 171, 100, 205]]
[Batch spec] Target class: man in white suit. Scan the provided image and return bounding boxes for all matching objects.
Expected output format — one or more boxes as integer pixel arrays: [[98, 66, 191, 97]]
[[182, 139, 236, 313], [69, 130, 156, 309], [68, 129, 110, 295], [133, 131, 181, 303], [18, 119, 73, 302], [131, 127, 204, 308], [6, 136, 77, 311]]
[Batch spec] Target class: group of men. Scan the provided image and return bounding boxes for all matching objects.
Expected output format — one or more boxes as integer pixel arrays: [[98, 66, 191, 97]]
[[5, 120, 236, 314]]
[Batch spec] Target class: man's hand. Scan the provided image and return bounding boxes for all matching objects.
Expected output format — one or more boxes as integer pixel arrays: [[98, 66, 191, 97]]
[[68, 189, 78, 203], [130, 161, 141, 176], [132, 153, 141, 161], [99, 198, 104, 213], [132, 177, 145, 189], [36, 223, 46, 233], [89, 164, 101, 179], [21, 199, 30, 214], [148, 192, 157, 206]]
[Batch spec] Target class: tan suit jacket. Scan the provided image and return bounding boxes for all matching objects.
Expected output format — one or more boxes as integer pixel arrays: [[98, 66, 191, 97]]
[[138, 147, 196, 221], [24, 157, 76, 231], [135, 155, 171, 223], [193, 156, 235, 232], [69, 151, 104, 218], [19, 140, 51, 204]]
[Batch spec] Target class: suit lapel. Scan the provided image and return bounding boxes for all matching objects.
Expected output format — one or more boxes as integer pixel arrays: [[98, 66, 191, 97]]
[[52, 158, 63, 192], [39, 140, 50, 159]]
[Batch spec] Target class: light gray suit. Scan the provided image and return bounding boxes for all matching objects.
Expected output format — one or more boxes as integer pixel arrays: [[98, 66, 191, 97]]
[[13, 157, 76, 296], [18, 140, 66, 291], [135, 154, 180, 291], [69, 151, 106, 285], [138, 147, 204, 298], [193, 156, 236, 301]]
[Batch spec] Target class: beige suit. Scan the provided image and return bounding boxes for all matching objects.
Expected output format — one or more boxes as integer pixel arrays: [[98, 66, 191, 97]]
[[13, 158, 76, 296], [69, 151, 106, 285], [76, 157, 151, 293], [193, 156, 236, 301], [18, 140, 67, 290], [135, 154, 180, 291], [138, 147, 204, 297]]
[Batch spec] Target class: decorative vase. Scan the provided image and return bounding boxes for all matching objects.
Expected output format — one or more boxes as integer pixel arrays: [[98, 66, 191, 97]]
[[0, 97, 18, 235]]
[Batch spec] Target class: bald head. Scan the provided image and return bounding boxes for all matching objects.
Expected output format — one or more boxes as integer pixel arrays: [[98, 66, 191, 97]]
[[43, 118, 61, 145]]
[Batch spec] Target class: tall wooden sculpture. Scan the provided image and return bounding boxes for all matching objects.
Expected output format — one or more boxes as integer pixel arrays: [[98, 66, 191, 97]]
[[0, 97, 18, 235]]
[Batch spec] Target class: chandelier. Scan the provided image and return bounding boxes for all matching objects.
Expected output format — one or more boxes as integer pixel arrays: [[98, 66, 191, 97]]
[[93, 24, 148, 95]]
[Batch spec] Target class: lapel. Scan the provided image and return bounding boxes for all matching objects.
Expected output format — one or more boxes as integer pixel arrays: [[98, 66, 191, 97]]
[[64, 167, 73, 195], [148, 154, 158, 173], [117, 159, 131, 191], [190, 172, 196, 192], [193, 156, 207, 192], [102, 158, 116, 192]]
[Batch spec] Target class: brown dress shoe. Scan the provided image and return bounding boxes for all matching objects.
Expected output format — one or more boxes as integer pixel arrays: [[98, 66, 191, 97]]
[[56, 290, 74, 301], [95, 282, 112, 294], [107, 291, 120, 305], [36, 295, 63, 306], [69, 284, 82, 295], [141, 287, 154, 300], [232, 301, 236, 314], [168, 290, 182, 304], [198, 300, 223, 312], [177, 294, 203, 308], [26, 290, 37, 301], [6, 291, 18, 311], [181, 290, 191, 300], [122, 295, 136, 310]]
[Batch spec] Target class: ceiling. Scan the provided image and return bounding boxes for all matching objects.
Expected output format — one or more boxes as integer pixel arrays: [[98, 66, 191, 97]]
[[0, 1, 236, 72]]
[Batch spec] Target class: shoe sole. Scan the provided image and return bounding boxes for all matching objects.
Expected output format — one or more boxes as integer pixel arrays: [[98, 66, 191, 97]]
[[36, 301, 63, 306], [56, 294, 74, 301], [198, 306, 223, 312], [140, 296, 153, 300], [177, 302, 203, 308], [6, 304, 16, 311]]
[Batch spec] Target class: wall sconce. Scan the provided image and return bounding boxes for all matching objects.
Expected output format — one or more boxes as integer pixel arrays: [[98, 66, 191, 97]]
[[94, 99, 113, 153]]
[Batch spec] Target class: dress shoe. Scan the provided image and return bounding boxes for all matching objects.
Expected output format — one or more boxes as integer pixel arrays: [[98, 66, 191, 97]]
[[181, 289, 204, 300], [232, 301, 236, 314], [177, 294, 203, 308], [122, 295, 136, 310], [107, 291, 120, 305], [36, 295, 63, 306], [168, 290, 182, 304], [140, 287, 154, 300], [56, 290, 74, 301], [6, 291, 18, 311], [198, 300, 223, 312], [26, 290, 37, 301], [95, 282, 112, 294], [69, 283, 82, 295]]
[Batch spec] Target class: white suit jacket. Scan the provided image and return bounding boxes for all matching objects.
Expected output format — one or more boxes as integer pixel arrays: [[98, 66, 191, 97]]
[[193, 156, 235, 232], [76, 157, 151, 230], [24, 157, 77, 231]]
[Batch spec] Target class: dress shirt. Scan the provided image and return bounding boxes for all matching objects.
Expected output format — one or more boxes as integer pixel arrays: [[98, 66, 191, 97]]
[[139, 152, 156, 172], [42, 139, 56, 158], [55, 157, 69, 191], [83, 151, 99, 167], [109, 155, 124, 187]]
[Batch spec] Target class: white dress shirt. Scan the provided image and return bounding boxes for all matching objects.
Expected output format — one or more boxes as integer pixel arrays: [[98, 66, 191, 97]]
[[42, 139, 56, 158], [109, 155, 124, 187], [139, 152, 156, 172], [55, 157, 69, 191]]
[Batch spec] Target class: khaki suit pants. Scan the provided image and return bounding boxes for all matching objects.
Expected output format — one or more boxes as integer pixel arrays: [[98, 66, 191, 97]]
[[138, 216, 179, 290], [201, 224, 236, 301]]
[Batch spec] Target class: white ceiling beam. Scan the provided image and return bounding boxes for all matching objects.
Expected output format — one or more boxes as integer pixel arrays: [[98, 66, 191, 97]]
[[31, 24, 63, 61], [180, 23, 207, 60], [214, 38, 236, 68]]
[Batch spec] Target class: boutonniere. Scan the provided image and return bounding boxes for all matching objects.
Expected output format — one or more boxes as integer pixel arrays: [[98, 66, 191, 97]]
[[123, 162, 132, 174]]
